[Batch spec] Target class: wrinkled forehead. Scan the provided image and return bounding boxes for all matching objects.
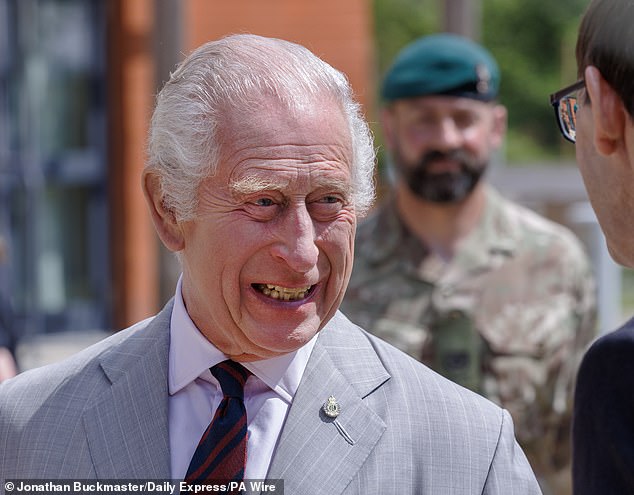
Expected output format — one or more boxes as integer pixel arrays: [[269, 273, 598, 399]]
[[216, 94, 352, 159], [220, 90, 346, 126]]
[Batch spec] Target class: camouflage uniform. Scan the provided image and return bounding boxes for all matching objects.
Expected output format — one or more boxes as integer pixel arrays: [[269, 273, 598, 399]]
[[342, 186, 597, 493]]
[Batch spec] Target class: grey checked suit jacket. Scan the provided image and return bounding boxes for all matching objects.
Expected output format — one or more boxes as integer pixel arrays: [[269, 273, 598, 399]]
[[0, 301, 541, 494]]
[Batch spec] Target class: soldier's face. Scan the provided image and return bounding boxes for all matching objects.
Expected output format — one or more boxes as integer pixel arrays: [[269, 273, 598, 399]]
[[383, 96, 507, 203]]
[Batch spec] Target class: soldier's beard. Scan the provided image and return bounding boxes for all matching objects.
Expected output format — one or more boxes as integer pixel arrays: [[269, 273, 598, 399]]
[[393, 148, 487, 204]]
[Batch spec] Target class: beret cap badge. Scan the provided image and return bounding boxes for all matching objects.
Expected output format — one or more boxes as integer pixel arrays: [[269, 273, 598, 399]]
[[476, 63, 491, 94]]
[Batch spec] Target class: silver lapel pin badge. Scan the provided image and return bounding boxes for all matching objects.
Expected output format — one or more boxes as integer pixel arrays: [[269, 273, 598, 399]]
[[322, 395, 340, 418]]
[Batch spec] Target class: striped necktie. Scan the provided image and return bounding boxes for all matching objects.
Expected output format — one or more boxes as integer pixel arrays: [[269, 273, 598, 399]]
[[185, 360, 251, 484]]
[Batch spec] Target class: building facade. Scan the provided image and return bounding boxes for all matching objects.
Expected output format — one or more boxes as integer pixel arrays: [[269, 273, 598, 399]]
[[0, 0, 375, 341]]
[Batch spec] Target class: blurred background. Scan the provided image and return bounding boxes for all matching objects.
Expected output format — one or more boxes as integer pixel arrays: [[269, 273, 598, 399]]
[[0, 0, 628, 370]]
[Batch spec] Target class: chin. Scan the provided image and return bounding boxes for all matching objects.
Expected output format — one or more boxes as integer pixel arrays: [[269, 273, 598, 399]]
[[607, 240, 634, 269], [255, 321, 321, 354]]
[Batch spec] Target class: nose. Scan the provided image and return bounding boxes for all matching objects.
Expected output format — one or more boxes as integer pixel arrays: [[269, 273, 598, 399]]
[[433, 117, 463, 151], [271, 203, 319, 274]]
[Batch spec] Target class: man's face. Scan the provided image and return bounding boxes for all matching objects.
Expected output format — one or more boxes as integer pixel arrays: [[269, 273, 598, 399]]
[[178, 98, 356, 361], [383, 96, 506, 203], [574, 71, 634, 266]]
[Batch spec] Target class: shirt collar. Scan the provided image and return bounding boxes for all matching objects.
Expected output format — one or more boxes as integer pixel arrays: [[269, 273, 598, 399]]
[[168, 275, 316, 403]]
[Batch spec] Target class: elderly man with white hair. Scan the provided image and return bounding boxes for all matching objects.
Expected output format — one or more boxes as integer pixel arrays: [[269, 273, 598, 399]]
[[0, 34, 541, 495]]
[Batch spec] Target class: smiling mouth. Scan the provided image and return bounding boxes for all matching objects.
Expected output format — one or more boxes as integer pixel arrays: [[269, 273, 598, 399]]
[[253, 283, 314, 301]]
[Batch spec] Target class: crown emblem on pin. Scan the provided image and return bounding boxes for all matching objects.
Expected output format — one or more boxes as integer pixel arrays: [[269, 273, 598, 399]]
[[322, 395, 340, 418]]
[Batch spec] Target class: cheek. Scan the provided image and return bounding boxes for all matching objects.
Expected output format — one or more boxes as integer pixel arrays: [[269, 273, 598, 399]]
[[324, 211, 356, 242], [320, 216, 356, 269], [186, 221, 251, 285], [393, 130, 426, 160], [575, 141, 607, 196], [464, 127, 492, 155]]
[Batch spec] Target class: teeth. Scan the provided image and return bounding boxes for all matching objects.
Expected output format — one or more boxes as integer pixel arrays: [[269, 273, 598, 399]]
[[256, 284, 311, 301]]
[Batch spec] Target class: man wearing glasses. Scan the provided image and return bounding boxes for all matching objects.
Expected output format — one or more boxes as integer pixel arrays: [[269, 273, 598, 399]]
[[550, 0, 634, 493], [342, 33, 597, 495]]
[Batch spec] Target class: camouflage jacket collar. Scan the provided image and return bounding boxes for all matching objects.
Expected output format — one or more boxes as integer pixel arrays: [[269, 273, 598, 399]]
[[361, 186, 518, 284]]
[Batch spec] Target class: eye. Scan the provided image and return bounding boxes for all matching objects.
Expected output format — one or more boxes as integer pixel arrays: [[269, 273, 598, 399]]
[[309, 194, 346, 220], [319, 195, 341, 204], [254, 197, 275, 207], [243, 196, 281, 222], [411, 114, 437, 131], [453, 112, 478, 128], [419, 113, 438, 126]]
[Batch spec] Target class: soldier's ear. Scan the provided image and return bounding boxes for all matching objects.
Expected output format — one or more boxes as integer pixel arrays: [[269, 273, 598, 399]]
[[142, 169, 185, 252], [381, 105, 398, 151], [488, 104, 507, 150]]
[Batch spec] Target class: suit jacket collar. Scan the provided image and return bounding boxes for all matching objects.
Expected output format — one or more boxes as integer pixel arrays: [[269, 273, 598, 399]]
[[362, 187, 517, 285], [84, 301, 173, 478], [81, 302, 390, 488], [267, 311, 390, 494]]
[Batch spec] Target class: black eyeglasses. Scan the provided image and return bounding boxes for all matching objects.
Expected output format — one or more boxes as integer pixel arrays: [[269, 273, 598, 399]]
[[549, 79, 585, 143]]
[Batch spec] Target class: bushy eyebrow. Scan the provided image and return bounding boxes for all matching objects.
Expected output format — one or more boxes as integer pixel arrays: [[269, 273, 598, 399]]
[[229, 176, 282, 196], [229, 175, 351, 198]]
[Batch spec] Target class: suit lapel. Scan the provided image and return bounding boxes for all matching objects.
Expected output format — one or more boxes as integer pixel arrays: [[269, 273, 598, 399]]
[[83, 302, 173, 478], [80, 304, 389, 486], [267, 312, 390, 494]]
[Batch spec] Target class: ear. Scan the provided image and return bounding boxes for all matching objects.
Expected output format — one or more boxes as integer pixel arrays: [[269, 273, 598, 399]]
[[142, 169, 185, 252], [380, 106, 397, 150], [489, 103, 508, 149], [584, 65, 627, 156]]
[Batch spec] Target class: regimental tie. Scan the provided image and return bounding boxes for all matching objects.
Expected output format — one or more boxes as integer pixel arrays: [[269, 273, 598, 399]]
[[185, 360, 252, 485]]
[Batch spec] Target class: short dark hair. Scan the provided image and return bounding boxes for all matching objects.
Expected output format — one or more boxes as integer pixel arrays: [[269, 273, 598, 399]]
[[576, 0, 634, 117]]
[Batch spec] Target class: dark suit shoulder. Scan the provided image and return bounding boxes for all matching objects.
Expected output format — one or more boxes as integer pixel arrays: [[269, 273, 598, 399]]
[[573, 317, 634, 495], [579, 316, 634, 381], [586, 316, 634, 349], [575, 316, 634, 407]]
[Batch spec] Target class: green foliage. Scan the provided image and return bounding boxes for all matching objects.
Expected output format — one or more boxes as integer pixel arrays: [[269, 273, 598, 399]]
[[622, 269, 634, 316], [372, 0, 590, 162], [482, 0, 588, 155], [373, 0, 440, 78]]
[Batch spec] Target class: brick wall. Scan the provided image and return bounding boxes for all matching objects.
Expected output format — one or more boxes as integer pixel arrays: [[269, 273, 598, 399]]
[[183, 0, 375, 115]]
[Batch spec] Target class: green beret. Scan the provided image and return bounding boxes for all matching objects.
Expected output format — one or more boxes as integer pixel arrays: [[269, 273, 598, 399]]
[[382, 33, 500, 102]]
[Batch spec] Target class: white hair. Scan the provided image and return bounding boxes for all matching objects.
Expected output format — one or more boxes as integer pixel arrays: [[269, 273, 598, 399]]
[[147, 33, 376, 220]]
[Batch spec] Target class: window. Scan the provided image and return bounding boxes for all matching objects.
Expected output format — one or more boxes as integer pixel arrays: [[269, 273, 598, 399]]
[[0, 0, 109, 335]]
